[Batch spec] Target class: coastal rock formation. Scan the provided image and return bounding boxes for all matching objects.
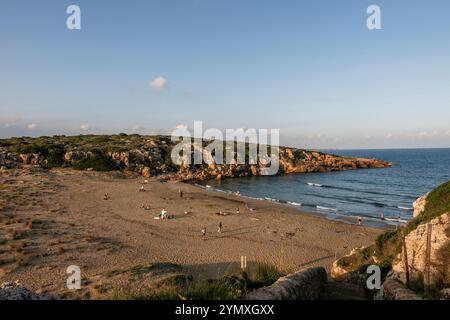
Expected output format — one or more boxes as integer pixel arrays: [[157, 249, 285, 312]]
[[0, 152, 18, 169], [330, 181, 450, 299], [413, 193, 428, 218], [245, 267, 327, 300], [330, 247, 369, 282], [0, 282, 57, 300], [64, 150, 94, 163], [391, 212, 450, 288], [0, 135, 391, 181]]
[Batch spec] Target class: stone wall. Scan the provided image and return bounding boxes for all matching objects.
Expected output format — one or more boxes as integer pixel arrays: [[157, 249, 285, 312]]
[[245, 267, 327, 300], [375, 278, 422, 300]]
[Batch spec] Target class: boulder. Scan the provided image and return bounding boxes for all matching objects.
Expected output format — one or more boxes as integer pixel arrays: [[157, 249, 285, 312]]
[[0, 282, 57, 300]]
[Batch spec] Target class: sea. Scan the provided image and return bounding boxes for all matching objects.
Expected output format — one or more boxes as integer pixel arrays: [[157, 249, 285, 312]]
[[198, 149, 450, 228]]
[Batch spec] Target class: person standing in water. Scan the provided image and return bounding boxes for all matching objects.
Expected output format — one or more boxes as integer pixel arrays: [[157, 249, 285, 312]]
[[357, 216, 363, 225]]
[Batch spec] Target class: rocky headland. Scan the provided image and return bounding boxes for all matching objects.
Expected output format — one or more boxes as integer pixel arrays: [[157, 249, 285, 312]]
[[0, 134, 391, 181]]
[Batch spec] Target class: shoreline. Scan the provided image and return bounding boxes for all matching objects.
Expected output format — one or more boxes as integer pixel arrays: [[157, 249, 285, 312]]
[[190, 181, 399, 231]]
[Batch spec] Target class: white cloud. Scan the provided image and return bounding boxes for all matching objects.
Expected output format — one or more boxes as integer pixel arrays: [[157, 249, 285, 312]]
[[80, 124, 90, 131], [27, 123, 38, 130], [131, 124, 143, 131], [150, 76, 167, 91], [418, 131, 438, 138], [175, 124, 188, 131]]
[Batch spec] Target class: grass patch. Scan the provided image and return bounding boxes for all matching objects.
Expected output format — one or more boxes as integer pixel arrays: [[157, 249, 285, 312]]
[[109, 287, 180, 300], [249, 262, 285, 288], [183, 276, 245, 300]]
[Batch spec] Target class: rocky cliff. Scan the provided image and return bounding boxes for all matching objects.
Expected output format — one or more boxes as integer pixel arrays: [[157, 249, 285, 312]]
[[0, 134, 390, 181], [330, 180, 450, 299], [390, 187, 450, 291]]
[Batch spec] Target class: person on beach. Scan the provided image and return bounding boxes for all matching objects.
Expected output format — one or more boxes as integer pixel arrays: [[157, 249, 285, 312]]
[[357, 216, 362, 225], [103, 193, 109, 200], [179, 188, 184, 198], [139, 186, 145, 192], [201, 227, 206, 240], [218, 222, 222, 233], [236, 208, 240, 214]]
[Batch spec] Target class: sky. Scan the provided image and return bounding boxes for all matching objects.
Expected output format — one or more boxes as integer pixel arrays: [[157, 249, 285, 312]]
[[1, 0, 450, 149]]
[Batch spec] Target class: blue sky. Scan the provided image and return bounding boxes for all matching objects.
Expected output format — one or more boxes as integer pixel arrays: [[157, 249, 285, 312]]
[[1, 0, 450, 148]]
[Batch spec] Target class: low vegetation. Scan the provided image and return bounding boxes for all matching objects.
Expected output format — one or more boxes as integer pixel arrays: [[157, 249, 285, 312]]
[[405, 181, 450, 235], [108, 262, 286, 300], [72, 150, 122, 172]]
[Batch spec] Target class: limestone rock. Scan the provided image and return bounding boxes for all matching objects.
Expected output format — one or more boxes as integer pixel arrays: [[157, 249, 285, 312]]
[[0, 282, 57, 300], [392, 212, 450, 288], [142, 166, 151, 178], [413, 193, 429, 218]]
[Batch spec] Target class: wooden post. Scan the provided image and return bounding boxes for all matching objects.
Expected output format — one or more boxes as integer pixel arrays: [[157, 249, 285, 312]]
[[424, 223, 432, 293], [241, 256, 247, 271], [401, 229, 410, 287]]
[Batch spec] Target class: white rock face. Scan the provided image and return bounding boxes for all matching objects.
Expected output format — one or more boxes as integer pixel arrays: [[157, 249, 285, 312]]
[[413, 193, 428, 218]]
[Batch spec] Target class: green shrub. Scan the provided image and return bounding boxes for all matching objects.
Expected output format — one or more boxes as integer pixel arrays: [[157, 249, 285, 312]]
[[184, 277, 245, 300], [73, 150, 121, 171], [252, 262, 285, 287], [405, 181, 450, 235], [15, 144, 49, 155], [376, 230, 400, 253], [45, 145, 65, 167]]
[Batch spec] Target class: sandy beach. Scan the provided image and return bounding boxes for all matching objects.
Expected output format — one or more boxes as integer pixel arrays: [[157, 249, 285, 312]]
[[0, 167, 383, 298]]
